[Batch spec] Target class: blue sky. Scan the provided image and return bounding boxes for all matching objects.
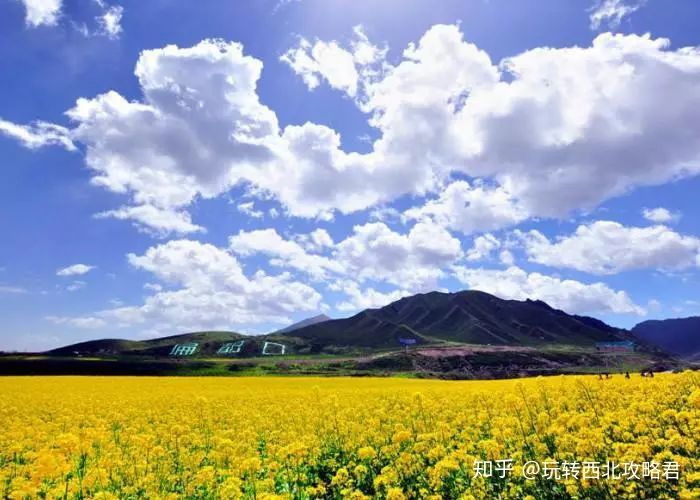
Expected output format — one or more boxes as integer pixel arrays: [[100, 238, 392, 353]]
[[2, 0, 700, 351]]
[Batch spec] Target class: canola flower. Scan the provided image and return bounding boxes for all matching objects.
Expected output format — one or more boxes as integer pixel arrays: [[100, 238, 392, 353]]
[[0, 373, 698, 499]]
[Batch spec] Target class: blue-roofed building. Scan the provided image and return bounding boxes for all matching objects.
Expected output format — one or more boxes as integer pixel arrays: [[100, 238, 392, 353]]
[[170, 343, 199, 356], [595, 341, 635, 352]]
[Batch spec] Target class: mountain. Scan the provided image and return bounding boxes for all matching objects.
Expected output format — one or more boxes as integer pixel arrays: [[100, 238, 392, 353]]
[[48, 331, 247, 357], [30, 289, 680, 377], [283, 290, 630, 348], [273, 314, 331, 334], [46, 290, 645, 358], [47, 330, 318, 357], [632, 317, 700, 359]]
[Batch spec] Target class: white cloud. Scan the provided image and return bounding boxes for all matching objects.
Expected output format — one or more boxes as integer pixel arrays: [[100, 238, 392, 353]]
[[357, 28, 700, 219], [83, 240, 325, 332], [466, 233, 500, 261], [5, 27, 700, 235], [16, 0, 124, 39], [642, 207, 681, 224], [20, 0, 62, 27], [453, 265, 645, 316], [405, 180, 528, 235], [369, 206, 401, 223], [95, 205, 204, 236], [499, 249, 515, 266], [295, 228, 334, 252], [334, 222, 463, 290], [63, 40, 279, 233], [452, 32, 700, 218], [589, 0, 645, 30], [229, 228, 343, 279], [96, 3, 123, 39], [236, 201, 264, 219], [281, 25, 386, 98], [0, 119, 75, 150], [519, 221, 700, 275], [230, 222, 463, 291], [309, 228, 334, 249], [332, 280, 411, 312], [281, 38, 359, 96], [280, 26, 700, 227], [56, 264, 95, 276], [0, 285, 27, 294], [229, 222, 463, 309], [127, 240, 247, 289]]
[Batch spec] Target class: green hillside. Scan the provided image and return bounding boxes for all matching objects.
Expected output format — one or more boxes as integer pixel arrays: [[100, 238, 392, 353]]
[[48, 331, 328, 358], [43, 290, 662, 364], [285, 290, 631, 348]]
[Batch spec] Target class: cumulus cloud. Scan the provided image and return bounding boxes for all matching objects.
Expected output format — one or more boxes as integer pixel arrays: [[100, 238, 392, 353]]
[[293, 27, 700, 221], [642, 207, 681, 224], [280, 25, 386, 98], [518, 221, 700, 275], [87, 240, 324, 333], [332, 280, 412, 312], [404, 180, 528, 235], [281, 38, 359, 96], [308, 228, 334, 249], [56, 264, 95, 276], [589, 0, 645, 30], [229, 228, 343, 279], [334, 222, 463, 290], [460, 32, 700, 218], [466, 233, 501, 261], [20, 0, 62, 27], [230, 222, 463, 291], [293, 228, 335, 252], [229, 222, 463, 310], [63, 40, 280, 233], [453, 265, 645, 315], [5, 27, 700, 236], [499, 249, 515, 266]]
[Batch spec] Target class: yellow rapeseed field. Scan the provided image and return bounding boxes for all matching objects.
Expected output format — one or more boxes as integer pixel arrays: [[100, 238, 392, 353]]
[[1, 373, 698, 499]]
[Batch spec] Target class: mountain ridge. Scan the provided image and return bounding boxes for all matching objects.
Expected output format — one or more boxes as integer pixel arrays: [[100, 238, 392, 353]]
[[632, 316, 700, 359], [281, 290, 631, 348], [272, 314, 331, 334], [43, 289, 660, 357]]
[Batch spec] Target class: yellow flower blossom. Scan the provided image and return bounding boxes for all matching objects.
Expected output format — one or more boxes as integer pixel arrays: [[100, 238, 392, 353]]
[[0, 373, 696, 499]]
